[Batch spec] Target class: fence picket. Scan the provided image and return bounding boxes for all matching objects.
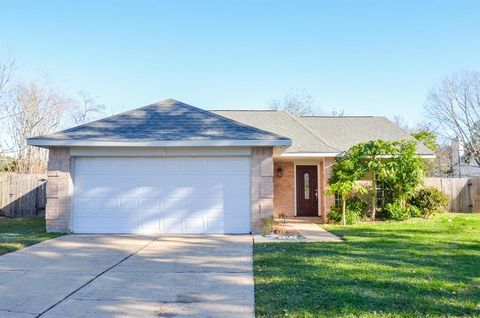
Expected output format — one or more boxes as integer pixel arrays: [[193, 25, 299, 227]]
[[0, 173, 47, 217]]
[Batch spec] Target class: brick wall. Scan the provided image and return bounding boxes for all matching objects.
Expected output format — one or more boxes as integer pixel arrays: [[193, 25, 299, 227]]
[[273, 162, 295, 217], [250, 147, 274, 233], [45, 147, 72, 232]]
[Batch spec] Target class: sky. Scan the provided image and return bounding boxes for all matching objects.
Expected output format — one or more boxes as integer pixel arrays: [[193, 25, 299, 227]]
[[0, 0, 479, 125]]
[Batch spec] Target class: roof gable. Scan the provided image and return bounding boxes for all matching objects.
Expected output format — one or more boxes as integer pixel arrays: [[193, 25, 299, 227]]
[[28, 99, 291, 147]]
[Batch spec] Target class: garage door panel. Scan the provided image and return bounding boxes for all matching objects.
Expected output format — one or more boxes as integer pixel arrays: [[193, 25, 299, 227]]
[[163, 159, 184, 171], [75, 218, 138, 233], [205, 159, 227, 172], [163, 197, 184, 211], [184, 218, 204, 233], [224, 218, 250, 233], [76, 198, 96, 209], [206, 218, 224, 232], [73, 157, 250, 234], [224, 197, 250, 216], [139, 217, 161, 232], [140, 197, 161, 209], [225, 176, 250, 194], [227, 159, 250, 172], [118, 198, 139, 209], [163, 217, 183, 233]]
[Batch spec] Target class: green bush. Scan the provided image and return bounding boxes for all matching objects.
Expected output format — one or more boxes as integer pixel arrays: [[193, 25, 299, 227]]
[[385, 202, 411, 221], [409, 187, 449, 218], [408, 205, 423, 218], [329, 197, 368, 225]]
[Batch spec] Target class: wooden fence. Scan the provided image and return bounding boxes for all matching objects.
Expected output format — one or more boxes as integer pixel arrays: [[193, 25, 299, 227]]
[[425, 177, 480, 213], [0, 173, 47, 217]]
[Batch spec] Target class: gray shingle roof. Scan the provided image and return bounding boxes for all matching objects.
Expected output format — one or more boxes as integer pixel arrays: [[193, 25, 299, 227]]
[[300, 116, 433, 155], [211, 110, 339, 153], [213, 111, 434, 155], [27, 99, 291, 147]]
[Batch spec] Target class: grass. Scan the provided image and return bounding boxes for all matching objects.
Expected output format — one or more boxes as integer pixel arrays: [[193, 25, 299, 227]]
[[0, 217, 64, 255], [254, 213, 480, 318]]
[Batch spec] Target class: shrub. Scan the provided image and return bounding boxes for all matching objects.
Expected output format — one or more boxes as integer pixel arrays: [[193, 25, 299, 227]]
[[408, 205, 423, 218], [409, 187, 449, 219], [261, 216, 274, 235], [384, 202, 411, 221], [348, 196, 368, 214], [329, 197, 368, 225]]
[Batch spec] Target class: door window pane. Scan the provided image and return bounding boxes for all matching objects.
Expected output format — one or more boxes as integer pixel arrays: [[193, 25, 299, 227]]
[[304, 173, 310, 199]]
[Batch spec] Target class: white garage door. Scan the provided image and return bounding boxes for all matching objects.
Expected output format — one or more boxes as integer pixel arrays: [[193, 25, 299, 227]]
[[73, 157, 251, 234]]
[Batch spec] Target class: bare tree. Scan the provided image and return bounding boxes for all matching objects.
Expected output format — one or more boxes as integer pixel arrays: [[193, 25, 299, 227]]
[[425, 70, 480, 164], [0, 55, 16, 166], [269, 89, 315, 116], [1, 81, 71, 173], [68, 91, 105, 126], [269, 89, 345, 116]]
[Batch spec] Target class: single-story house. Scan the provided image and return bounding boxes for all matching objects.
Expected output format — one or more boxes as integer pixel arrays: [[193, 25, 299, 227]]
[[27, 99, 434, 234]]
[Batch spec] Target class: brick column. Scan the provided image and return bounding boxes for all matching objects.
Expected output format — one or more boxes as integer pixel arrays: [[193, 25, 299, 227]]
[[45, 147, 72, 232], [251, 147, 274, 233]]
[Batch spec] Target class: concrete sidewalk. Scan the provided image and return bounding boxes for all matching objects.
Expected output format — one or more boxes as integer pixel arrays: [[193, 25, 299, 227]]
[[0, 235, 254, 318]]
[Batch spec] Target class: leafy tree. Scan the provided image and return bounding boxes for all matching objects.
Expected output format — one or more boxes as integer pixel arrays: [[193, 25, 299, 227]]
[[347, 140, 399, 220], [327, 181, 366, 226], [329, 139, 425, 221], [411, 130, 438, 152], [385, 140, 425, 208]]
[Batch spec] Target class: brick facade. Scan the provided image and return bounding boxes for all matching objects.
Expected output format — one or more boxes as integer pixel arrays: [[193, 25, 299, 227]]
[[271, 158, 336, 223], [273, 162, 295, 217], [250, 147, 274, 233], [45, 147, 72, 232]]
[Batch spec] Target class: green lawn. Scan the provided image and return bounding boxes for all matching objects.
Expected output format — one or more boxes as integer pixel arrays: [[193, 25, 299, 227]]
[[0, 217, 64, 255], [254, 213, 480, 318]]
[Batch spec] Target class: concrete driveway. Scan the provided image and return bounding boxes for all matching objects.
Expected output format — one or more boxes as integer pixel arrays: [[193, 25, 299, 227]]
[[0, 235, 254, 318]]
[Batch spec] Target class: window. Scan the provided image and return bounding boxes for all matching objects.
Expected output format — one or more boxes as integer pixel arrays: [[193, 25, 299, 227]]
[[304, 173, 310, 199], [334, 192, 341, 208], [376, 182, 387, 207]]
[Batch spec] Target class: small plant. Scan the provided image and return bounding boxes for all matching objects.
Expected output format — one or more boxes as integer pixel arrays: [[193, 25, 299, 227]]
[[409, 187, 449, 219], [278, 212, 287, 224], [274, 223, 287, 236], [261, 216, 274, 235], [384, 202, 411, 221]]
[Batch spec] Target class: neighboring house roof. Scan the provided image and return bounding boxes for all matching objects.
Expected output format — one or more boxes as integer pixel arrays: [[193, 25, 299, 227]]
[[27, 99, 291, 147], [213, 111, 434, 156]]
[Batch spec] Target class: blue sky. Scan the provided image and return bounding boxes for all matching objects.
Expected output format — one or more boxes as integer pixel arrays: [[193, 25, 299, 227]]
[[1, 0, 479, 124]]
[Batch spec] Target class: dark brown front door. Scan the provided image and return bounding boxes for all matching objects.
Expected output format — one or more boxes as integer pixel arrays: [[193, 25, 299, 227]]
[[296, 165, 318, 216]]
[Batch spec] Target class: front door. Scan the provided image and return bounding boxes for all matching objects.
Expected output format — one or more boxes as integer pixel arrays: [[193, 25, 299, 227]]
[[296, 165, 318, 216]]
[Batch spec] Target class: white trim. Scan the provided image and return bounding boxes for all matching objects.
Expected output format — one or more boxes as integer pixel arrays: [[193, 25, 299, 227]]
[[280, 152, 343, 158], [69, 157, 76, 233], [278, 152, 435, 159], [293, 163, 321, 217], [27, 138, 291, 148], [70, 146, 252, 157], [293, 162, 297, 216]]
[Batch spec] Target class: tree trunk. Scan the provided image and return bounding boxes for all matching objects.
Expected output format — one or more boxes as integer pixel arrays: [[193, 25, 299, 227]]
[[371, 174, 377, 221], [342, 195, 347, 226]]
